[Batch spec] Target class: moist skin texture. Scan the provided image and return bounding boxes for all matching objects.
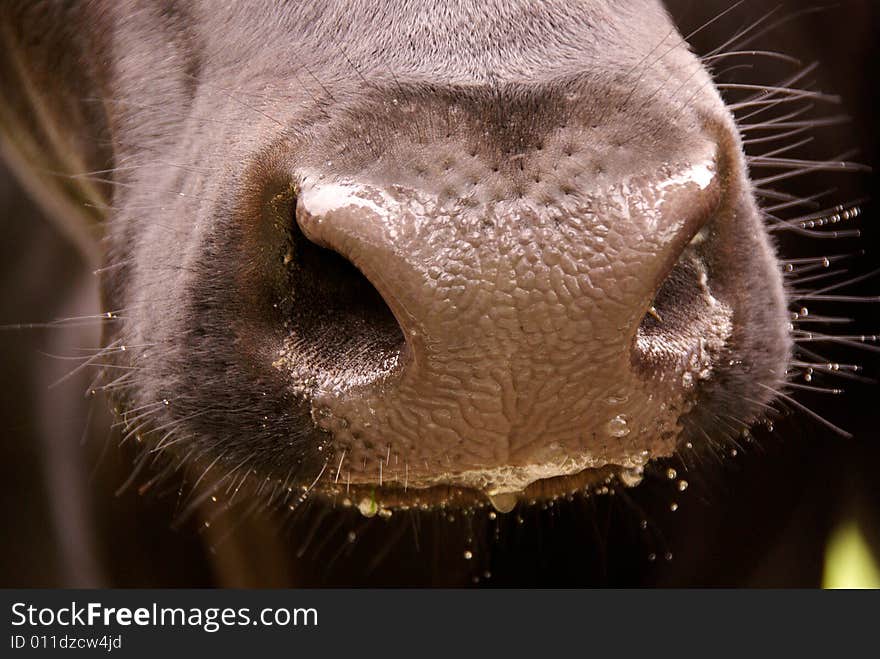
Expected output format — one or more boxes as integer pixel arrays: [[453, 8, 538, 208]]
[[0, 0, 792, 511]]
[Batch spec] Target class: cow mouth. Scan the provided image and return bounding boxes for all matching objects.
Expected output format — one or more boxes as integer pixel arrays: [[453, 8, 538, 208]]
[[316, 462, 628, 515]]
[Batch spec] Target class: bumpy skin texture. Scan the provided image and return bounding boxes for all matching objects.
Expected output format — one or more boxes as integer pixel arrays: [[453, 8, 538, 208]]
[[0, 0, 791, 507]]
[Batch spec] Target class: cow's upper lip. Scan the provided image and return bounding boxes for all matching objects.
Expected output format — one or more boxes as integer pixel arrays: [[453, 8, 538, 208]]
[[316, 461, 626, 514]]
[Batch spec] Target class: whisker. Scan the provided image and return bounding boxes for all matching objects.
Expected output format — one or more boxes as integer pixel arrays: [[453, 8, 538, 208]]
[[702, 49, 801, 66], [793, 333, 880, 353], [785, 382, 843, 395], [759, 384, 852, 438], [796, 267, 880, 298]]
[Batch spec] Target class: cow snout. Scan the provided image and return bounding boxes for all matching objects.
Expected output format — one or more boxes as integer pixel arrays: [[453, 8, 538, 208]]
[[272, 134, 733, 498]]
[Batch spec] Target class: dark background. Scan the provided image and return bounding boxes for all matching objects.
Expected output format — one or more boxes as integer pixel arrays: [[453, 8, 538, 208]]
[[0, 0, 877, 587]]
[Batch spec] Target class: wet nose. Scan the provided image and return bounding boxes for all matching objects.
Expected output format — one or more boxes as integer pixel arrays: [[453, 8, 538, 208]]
[[295, 156, 720, 367], [291, 146, 723, 492]]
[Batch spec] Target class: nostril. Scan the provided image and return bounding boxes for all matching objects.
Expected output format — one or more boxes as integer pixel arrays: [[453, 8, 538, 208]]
[[273, 199, 406, 394], [630, 155, 734, 387]]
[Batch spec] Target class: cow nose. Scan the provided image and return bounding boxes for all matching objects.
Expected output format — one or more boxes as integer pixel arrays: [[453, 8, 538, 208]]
[[295, 157, 721, 367], [289, 146, 723, 493]]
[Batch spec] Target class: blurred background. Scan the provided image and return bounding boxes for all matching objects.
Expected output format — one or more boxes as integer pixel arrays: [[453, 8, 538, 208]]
[[0, 0, 877, 587]]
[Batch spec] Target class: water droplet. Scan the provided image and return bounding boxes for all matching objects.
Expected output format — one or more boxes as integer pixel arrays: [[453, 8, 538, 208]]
[[488, 511, 497, 520], [463, 550, 473, 560], [666, 468, 677, 480], [619, 468, 644, 487], [488, 492, 518, 513], [347, 531, 357, 543], [678, 480, 688, 492], [648, 553, 657, 562], [670, 502, 679, 512], [664, 552, 673, 562], [640, 519, 648, 530], [605, 415, 630, 438], [357, 497, 377, 518]]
